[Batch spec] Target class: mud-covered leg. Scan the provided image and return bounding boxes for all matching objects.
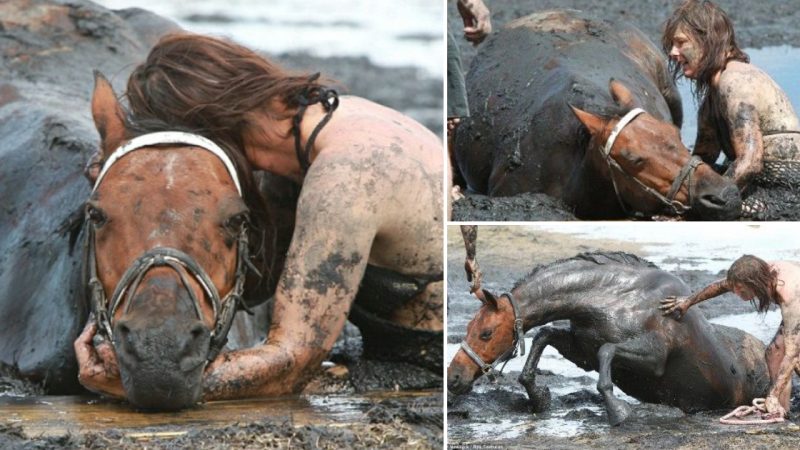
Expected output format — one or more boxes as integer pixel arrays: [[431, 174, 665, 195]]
[[765, 323, 791, 411], [597, 332, 669, 426], [518, 326, 572, 412]]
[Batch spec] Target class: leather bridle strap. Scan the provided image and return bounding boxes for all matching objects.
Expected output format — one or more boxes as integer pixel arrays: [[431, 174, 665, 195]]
[[601, 109, 702, 217], [92, 131, 242, 196], [87, 131, 252, 362], [459, 292, 526, 380]]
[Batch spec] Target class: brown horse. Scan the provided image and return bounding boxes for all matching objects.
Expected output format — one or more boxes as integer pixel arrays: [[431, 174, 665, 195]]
[[447, 252, 769, 425], [81, 73, 283, 410], [454, 10, 741, 219]]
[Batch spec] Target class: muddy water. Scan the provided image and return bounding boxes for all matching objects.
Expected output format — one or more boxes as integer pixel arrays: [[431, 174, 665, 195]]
[[1, 391, 431, 438], [446, 225, 800, 448]]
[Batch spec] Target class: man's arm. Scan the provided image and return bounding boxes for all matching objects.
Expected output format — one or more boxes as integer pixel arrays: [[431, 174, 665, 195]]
[[457, 0, 491, 45], [203, 157, 379, 400], [659, 279, 730, 319]]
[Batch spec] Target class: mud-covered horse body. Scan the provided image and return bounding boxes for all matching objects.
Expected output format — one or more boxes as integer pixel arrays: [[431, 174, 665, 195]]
[[454, 10, 740, 219], [448, 252, 770, 425]]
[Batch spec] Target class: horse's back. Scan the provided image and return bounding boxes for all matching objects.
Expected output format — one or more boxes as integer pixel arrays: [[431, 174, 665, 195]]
[[455, 9, 674, 196]]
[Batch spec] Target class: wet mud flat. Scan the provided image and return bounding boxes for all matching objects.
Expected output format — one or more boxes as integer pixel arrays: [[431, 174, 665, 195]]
[[0, 391, 442, 449], [0, 326, 443, 449], [446, 227, 800, 448]]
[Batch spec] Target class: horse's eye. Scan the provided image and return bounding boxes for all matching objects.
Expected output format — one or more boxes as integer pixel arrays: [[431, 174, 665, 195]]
[[224, 212, 250, 232], [85, 204, 107, 226], [479, 330, 493, 341], [620, 149, 645, 167]]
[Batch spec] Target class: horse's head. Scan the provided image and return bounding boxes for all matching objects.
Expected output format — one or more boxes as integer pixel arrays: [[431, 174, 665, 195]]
[[570, 79, 741, 220], [86, 73, 255, 410], [447, 290, 523, 395]]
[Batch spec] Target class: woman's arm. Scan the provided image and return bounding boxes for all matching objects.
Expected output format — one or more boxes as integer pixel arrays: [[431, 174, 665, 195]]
[[717, 74, 765, 189], [765, 330, 798, 417], [659, 279, 731, 319], [203, 152, 380, 400], [693, 99, 722, 166]]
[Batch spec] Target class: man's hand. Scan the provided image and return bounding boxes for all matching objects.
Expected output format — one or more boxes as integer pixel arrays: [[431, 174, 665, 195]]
[[659, 295, 692, 319], [765, 394, 787, 418], [447, 117, 461, 137], [457, 0, 492, 45], [74, 318, 125, 398]]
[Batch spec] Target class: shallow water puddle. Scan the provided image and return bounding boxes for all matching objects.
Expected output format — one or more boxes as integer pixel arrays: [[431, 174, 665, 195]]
[[0, 390, 432, 438]]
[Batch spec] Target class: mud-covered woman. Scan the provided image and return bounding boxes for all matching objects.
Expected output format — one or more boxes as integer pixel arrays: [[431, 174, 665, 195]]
[[660, 255, 800, 417], [74, 34, 444, 400], [663, 0, 800, 219]]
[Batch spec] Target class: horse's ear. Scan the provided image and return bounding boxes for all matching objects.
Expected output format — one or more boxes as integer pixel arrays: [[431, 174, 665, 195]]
[[569, 104, 605, 136], [609, 78, 641, 110], [481, 289, 499, 310], [91, 71, 127, 158]]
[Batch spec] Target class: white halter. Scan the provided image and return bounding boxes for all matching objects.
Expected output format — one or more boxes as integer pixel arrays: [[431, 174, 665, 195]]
[[602, 107, 645, 156], [92, 131, 242, 196]]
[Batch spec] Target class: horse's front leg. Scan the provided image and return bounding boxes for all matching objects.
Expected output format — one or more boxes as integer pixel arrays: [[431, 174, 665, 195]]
[[596, 332, 669, 426], [518, 326, 573, 412]]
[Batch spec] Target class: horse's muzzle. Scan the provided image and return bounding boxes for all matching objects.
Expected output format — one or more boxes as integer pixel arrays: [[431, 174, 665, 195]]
[[692, 184, 741, 220]]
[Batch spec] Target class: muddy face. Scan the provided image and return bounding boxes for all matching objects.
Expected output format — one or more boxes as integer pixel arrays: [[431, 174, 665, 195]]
[[447, 299, 515, 395], [91, 149, 244, 410], [668, 27, 703, 79]]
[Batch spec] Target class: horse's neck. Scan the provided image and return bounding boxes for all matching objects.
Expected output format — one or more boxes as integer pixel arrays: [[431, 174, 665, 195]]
[[566, 143, 624, 218], [513, 264, 621, 329]]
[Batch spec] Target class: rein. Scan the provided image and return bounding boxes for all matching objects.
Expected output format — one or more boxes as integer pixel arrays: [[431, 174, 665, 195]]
[[86, 131, 254, 362], [460, 292, 526, 381], [601, 108, 702, 218]]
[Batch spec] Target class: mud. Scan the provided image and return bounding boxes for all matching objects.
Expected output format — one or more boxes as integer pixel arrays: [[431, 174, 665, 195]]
[[449, 0, 800, 221], [446, 225, 799, 448], [449, 0, 800, 70], [0, 392, 442, 449], [0, 0, 441, 447]]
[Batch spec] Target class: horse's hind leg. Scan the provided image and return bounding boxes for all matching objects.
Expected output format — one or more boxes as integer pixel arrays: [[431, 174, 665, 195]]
[[518, 326, 573, 412], [597, 332, 669, 426]]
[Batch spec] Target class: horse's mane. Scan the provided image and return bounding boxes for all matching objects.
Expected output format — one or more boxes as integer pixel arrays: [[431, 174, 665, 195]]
[[512, 251, 657, 290]]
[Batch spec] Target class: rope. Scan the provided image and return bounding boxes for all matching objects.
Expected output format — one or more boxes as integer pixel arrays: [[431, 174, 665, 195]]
[[719, 398, 785, 425]]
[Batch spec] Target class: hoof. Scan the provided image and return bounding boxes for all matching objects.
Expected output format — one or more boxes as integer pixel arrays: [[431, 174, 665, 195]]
[[529, 386, 552, 412], [606, 400, 632, 426]]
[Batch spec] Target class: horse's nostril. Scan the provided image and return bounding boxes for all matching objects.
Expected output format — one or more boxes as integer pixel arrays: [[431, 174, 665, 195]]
[[190, 324, 206, 340], [700, 193, 726, 208], [118, 323, 130, 337]]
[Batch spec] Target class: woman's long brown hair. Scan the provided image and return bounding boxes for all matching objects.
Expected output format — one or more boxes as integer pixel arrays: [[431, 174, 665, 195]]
[[124, 33, 324, 299], [661, 0, 749, 101], [727, 254, 778, 313]]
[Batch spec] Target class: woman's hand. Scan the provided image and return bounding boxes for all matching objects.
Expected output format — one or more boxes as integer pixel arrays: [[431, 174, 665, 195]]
[[765, 394, 787, 418], [659, 295, 693, 319], [74, 318, 125, 398]]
